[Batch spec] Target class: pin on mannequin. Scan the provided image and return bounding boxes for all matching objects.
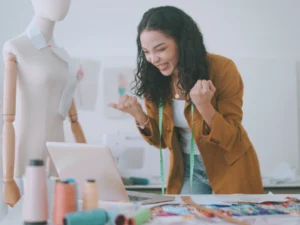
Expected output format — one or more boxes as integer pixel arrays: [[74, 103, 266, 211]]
[[2, 0, 86, 208]]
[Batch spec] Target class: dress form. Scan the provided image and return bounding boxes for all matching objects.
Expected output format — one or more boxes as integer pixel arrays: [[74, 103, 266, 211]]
[[2, 0, 86, 208]]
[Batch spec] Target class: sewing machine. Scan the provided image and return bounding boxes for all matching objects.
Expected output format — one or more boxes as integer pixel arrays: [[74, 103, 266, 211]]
[[101, 131, 170, 186]]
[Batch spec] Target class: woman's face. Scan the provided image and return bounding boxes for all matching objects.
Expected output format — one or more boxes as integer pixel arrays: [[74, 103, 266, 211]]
[[140, 30, 179, 77]]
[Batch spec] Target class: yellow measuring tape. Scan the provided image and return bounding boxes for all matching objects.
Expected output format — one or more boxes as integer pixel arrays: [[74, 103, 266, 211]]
[[158, 100, 195, 194]]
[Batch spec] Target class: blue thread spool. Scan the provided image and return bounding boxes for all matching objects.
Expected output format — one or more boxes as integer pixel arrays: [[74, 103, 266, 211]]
[[63, 209, 107, 225]]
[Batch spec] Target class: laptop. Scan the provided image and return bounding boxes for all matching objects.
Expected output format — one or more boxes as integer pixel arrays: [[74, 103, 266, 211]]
[[46, 142, 175, 205]]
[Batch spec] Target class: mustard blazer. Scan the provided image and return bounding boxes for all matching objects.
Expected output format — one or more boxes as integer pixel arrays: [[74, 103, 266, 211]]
[[137, 53, 264, 194]]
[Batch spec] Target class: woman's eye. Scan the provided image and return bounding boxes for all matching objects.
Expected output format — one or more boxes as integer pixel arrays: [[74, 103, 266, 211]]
[[157, 48, 165, 52]]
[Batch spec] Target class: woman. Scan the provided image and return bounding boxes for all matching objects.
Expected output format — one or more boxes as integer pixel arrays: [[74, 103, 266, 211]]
[[109, 6, 264, 195]]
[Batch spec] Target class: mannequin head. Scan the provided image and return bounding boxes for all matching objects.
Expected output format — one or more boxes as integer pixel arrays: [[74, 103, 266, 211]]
[[31, 0, 71, 21]]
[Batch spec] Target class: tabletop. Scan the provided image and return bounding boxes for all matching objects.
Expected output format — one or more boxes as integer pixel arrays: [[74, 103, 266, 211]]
[[1, 194, 300, 225]]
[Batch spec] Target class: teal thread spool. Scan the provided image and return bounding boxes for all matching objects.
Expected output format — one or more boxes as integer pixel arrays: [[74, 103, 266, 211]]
[[127, 208, 151, 225], [129, 177, 150, 185], [63, 209, 107, 225]]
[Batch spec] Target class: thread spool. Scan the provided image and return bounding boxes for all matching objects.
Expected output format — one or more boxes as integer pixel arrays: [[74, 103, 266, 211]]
[[129, 177, 150, 185], [82, 179, 98, 210], [63, 209, 107, 225], [52, 180, 77, 225], [65, 178, 78, 210], [107, 209, 126, 225], [48, 176, 60, 220], [115, 214, 127, 225], [22, 159, 48, 225], [127, 208, 151, 225]]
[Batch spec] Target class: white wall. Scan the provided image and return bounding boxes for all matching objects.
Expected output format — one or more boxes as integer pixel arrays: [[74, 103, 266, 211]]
[[1, 0, 300, 183]]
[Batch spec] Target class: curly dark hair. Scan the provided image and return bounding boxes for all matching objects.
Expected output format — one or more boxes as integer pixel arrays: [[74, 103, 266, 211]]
[[131, 6, 209, 106]]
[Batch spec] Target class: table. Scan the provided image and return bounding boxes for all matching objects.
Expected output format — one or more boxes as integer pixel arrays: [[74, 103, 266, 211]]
[[125, 182, 300, 194], [263, 182, 300, 194], [1, 194, 300, 225]]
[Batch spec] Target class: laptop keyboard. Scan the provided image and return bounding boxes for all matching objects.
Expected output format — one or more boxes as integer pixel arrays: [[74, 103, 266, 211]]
[[128, 195, 151, 202]]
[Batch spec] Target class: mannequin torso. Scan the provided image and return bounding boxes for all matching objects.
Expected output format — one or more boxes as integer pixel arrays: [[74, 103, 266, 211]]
[[4, 27, 71, 177], [2, 0, 86, 207]]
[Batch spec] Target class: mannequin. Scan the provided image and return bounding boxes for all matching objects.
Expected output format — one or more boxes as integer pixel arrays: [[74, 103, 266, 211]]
[[2, 0, 86, 207]]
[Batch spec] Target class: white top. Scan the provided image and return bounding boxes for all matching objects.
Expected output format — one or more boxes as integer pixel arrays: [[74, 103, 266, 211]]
[[172, 99, 200, 155]]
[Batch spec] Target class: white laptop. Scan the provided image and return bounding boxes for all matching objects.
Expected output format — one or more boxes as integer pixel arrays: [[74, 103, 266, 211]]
[[46, 142, 175, 204]]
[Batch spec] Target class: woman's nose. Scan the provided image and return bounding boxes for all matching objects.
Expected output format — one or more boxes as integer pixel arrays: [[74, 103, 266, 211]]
[[150, 53, 159, 64]]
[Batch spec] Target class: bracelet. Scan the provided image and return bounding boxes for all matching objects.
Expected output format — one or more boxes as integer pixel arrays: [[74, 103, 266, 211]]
[[137, 116, 150, 129]]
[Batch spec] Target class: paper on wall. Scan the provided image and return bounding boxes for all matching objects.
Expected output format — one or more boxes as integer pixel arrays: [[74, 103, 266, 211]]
[[73, 58, 101, 111]]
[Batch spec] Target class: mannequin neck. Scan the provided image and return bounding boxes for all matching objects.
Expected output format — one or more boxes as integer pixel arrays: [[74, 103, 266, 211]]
[[28, 15, 55, 43]]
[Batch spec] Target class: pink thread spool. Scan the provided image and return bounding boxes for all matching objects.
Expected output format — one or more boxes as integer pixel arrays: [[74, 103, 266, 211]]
[[82, 179, 98, 210], [22, 159, 48, 225]]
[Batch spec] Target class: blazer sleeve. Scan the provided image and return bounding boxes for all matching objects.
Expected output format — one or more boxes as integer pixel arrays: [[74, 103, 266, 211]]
[[136, 100, 167, 149], [202, 59, 245, 151]]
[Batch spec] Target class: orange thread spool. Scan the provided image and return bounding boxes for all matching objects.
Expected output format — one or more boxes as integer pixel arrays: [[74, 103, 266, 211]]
[[52, 181, 77, 225]]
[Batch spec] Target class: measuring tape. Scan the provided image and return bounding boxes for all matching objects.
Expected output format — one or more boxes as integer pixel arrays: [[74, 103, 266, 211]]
[[159, 100, 195, 194]]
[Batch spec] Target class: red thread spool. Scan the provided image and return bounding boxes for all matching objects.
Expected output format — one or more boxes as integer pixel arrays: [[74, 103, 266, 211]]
[[52, 181, 77, 225]]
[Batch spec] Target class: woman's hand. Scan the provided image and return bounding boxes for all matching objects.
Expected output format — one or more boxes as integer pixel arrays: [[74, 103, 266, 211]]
[[190, 80, 216, 127], [190, 80, 216, 109], [108, 95, 148, 124]]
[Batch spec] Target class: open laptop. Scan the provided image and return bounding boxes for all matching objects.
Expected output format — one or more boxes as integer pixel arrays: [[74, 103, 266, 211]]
[[46, 142, 174, 204]]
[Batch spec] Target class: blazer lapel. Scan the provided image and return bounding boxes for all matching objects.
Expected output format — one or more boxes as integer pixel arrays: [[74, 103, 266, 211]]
[[163, 97, 173, 122], [184, 94, 192, 111]]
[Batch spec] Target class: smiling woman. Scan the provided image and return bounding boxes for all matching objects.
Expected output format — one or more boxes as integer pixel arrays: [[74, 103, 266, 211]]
[[140, 31, 179, 76], [109, 5, 264, 195], [132, 6, 210, 106]]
